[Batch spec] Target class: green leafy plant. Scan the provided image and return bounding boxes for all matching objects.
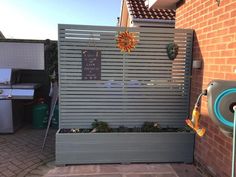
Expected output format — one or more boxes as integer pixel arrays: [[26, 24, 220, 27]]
[[71, 128, 80, 133], [142, 122, 160, 132], [45, 39, 58, 82], [91, 119, 111, 133], [178, 125, 192, 132], [132, 126, 142, 132], [117, 125, 129, 132], [60, 121, 188, 133]]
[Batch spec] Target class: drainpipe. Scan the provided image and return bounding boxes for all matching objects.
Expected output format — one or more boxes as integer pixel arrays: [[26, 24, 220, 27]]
[[119, 0, 125, 26]]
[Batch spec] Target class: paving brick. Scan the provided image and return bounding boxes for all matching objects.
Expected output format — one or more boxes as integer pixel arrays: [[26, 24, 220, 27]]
[[155, 175, 177, 177], [10, 159, 24, 166], [25, 175, 41, 177], [117, 164, 150, 173], [45, 161, 55, 168], [125, 175, 176, 177], [70, 175, 122, 177], [99, 164, 174, 174], [147, 164, 175, 173], [44, 164, 205, 177], [1, 169, 15, 177], [171, 164, 203, 177], [30, 169, 50, 175], [0, 173, 7, 177], [48, 165, 99, 175], [37, 165, 51, 172], [0, 126, 56, 177], [7, 163, 20, 172], [98, 164, 120, 173]]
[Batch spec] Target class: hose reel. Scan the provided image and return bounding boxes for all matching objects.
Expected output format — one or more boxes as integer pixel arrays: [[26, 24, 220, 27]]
[[186, 80, 236, 137], [207, 80, 236, 177], [186, 80, 236, 177], [207, 80, 236, 137]]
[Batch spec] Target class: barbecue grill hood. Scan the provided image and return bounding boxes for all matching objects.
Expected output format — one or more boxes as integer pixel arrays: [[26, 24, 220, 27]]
[[0, 68, 40, 100], [0, 68, 41, 133], [0, 68, 13, 84]]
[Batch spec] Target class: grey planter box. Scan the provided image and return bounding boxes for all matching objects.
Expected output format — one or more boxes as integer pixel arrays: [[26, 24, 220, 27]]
[[56, 131, 195, 165]]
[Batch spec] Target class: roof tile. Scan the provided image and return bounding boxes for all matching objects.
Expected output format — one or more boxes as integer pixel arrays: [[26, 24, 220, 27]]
[[126, 0, 175, 21]]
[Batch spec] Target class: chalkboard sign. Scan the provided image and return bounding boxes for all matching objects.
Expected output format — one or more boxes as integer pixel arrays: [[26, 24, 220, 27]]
[[82, 50, 101, 80]]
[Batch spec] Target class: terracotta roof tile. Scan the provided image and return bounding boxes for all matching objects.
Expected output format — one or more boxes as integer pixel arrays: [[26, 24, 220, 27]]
[[126, 0, 175, 21]]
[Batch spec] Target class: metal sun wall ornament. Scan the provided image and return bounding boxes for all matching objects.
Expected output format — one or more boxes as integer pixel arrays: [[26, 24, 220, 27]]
[[117, 31, 137, 52], [166, 42, 179, 60]]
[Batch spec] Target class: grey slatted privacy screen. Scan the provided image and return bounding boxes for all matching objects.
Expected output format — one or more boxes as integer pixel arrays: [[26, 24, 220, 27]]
[[58, 24, 193, 129]]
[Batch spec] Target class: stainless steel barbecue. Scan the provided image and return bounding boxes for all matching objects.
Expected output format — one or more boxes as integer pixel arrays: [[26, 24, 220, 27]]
[[0, 68, 40, 133]]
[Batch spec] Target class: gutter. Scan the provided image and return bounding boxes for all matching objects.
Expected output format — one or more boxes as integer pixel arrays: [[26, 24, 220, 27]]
[[0, 39, 56, 43], [132, 18, 175, 24]]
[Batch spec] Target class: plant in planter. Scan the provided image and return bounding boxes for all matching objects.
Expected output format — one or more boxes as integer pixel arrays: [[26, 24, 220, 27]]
[[71, 128, 80, 133], [142, 121, 160, 132], [117, 125, 130, 132], [91, 119, 111, 133], [177, 125, 193, 132], [59, 121, 192, 134], [56, 120, 195, 165]]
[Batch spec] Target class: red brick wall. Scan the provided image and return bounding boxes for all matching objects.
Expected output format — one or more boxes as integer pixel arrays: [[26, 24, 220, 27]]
[[176, 0, 236, 177]]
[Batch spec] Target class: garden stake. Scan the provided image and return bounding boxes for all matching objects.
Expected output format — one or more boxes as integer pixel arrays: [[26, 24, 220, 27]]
[[42, 82, 58, 151]]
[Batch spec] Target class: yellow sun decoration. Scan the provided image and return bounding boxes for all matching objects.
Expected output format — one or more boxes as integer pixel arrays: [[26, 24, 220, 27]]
[[117, 31, 137, 53]]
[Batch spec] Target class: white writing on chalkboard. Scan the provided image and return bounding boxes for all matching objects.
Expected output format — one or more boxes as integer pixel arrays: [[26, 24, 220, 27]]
[[82, 50, 101, 80]]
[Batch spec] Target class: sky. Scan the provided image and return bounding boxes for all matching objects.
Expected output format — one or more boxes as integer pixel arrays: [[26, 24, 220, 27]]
[[0, 0, 121, 40]]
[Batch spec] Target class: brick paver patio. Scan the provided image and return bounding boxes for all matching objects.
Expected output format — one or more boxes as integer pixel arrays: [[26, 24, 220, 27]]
[[0, 126, 206, 177], [44, 163, 205, 177], [0, 126, 56, 177]]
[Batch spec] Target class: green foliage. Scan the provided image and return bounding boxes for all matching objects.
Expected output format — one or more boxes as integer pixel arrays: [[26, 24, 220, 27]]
[[132, 126, 142, 132], [117, 125, 129, 132], [71, 128, 80, 133], [45, 39, 58, 82], [91, 119, 111, 133], [175, 125, 192, 132], [142, 122, 160, 132]]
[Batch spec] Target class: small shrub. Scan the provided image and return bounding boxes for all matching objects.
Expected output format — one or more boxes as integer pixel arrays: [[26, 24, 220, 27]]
[[117, 125, 129, 132], [91, 119, 111, 133], [177, 125, 192, 132], [142, 122, 160, 132], [132, 126, 142, 132], [71, 128, 80, 133]]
